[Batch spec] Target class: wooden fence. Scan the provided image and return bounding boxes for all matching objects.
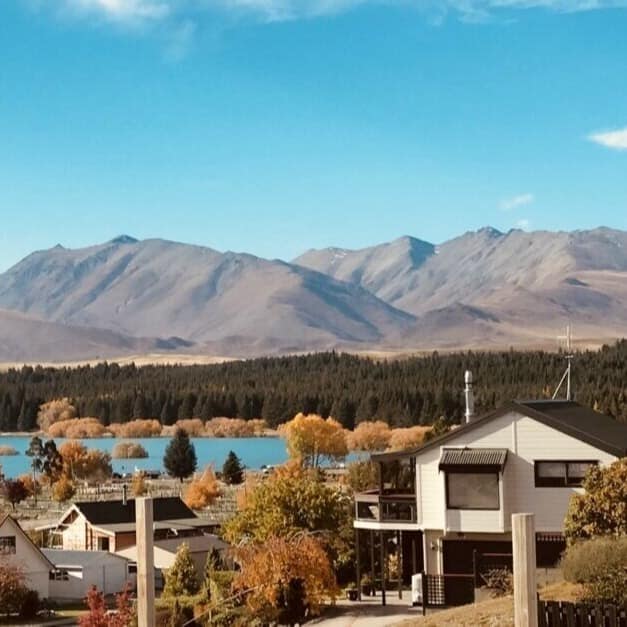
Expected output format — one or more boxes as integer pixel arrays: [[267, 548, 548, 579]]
[[538, 601, 627, 627]]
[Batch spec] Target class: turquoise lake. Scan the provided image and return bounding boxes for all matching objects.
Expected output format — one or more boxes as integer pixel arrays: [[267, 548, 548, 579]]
[[0, 435, 290, 478]]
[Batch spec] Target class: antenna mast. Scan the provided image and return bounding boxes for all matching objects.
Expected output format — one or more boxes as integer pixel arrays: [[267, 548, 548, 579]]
[[552, 324, 574, 401]]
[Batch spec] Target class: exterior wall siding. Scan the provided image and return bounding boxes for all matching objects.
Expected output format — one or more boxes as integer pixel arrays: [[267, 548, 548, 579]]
[[417, 412, 618, 534], [0, 519, 50, 599]]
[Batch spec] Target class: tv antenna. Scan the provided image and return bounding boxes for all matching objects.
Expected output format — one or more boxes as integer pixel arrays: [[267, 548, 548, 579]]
[[552, 324, 574, 401]]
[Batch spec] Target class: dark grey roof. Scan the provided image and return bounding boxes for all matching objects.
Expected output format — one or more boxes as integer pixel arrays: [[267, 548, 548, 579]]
[[439, 448, 508, 471], [73, 497, 196, 526], [373, 400, 627, 462]]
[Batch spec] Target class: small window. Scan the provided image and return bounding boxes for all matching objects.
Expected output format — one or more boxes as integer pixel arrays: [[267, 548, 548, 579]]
[[0, 536, 16, 555], [49, 569, 70, 581], [534, 461, 597, 487], [446, 472, 500, 510], [128, 562, 138, 575]]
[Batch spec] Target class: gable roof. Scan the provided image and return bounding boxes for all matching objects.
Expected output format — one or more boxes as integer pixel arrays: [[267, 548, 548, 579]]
[[0, 515, 54, 569], [373, 400, 627, 462], [42, 549, 129, 568], [70, 497, 196, 526]]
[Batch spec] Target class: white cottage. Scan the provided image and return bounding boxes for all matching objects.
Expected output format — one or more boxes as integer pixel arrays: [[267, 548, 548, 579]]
[[42, 549, 135, 600], [353, 398, 627, 598], [0, 515, 53, 600]]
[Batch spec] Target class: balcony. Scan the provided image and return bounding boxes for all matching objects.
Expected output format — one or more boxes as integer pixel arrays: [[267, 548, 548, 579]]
[[354, 490, 417, 523]]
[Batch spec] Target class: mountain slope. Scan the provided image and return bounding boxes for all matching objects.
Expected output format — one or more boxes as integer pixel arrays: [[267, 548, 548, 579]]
[[296, 227, 627, 346], [294, 235, 435, 303], [0, 308, 188, 362], [0, 237, 414, 354]]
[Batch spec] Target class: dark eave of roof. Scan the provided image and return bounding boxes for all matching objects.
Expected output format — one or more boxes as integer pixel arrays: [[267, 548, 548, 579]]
[[372, 400, 627, 462]]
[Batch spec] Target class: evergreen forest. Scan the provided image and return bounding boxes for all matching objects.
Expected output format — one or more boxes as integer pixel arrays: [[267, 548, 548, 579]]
[[1, 341, 626, 432]]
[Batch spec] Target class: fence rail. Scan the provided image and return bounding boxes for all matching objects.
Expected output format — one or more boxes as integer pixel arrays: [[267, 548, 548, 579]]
[[538, 601, 627, 627]]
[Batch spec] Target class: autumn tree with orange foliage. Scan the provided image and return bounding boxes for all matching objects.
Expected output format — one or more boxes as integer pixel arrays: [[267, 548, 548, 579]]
[[347, 420, 391, 452], [37, 398, 77, 432], [224, 462, 354, 580], [279, 413, 347, 467], [184, 466, 221, 510], [234, 533, 338, 625], [58, 441, 112, 483], [387, 426, 432, 451], [108, 419, 162, 438], [205, 417, 266, 438], [48, 418, 106, 439], [172, 418, 205, 436]]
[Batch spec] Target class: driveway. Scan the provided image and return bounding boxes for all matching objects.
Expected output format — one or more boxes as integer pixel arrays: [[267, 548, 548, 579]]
[[310, 595, 425, 626]]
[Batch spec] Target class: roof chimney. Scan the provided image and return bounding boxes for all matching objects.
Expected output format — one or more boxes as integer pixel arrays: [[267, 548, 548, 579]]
[[464, 370, 475, 423]]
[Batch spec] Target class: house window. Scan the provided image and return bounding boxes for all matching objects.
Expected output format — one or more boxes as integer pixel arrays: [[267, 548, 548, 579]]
[[49, 569, 70, 581], [0, 536, 16, 555], [446, 472, 500, 510], [128, 562, 138, 575], [534, 461, 598, 487]]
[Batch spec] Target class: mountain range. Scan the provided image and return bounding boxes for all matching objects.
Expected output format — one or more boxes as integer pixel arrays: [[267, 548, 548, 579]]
[[1, 227, 626, 361]]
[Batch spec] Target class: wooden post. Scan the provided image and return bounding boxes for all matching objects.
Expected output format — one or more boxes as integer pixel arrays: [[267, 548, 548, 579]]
[[355, 528, 362, 601], [397, 530, 403, 599], [512, 513, 538, 627], [370, 530, 376, 588], [380, 530, 386, 606], [136, 497, 155, 627]]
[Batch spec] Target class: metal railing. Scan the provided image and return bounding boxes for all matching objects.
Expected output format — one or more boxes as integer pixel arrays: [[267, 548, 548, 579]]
[[354, 490, 417, 522]]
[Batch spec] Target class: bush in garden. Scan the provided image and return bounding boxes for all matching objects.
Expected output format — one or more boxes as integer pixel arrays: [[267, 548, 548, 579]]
[[561, 536, 627, 605]]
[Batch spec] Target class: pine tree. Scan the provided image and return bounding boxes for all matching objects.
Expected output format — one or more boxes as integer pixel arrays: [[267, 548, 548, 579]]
[[163, 542, 200, 598], [222, 451, 244, 485], [163, 429, 197, 482]]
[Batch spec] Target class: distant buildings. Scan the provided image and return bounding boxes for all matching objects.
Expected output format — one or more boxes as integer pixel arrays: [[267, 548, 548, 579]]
[[52, 496, 218, 552]]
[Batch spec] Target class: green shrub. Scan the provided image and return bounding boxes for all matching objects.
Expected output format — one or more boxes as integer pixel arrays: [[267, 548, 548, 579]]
[[561, 536, 627, 605]]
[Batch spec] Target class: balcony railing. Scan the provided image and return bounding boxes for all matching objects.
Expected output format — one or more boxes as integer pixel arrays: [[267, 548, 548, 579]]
[[354, 490, 417, 523]]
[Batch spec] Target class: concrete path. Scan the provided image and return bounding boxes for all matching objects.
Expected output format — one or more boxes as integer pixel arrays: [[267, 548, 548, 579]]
[[311, 594, 425, 626]]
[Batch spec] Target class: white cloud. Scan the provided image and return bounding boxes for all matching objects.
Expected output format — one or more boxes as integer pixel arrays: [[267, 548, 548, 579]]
[[51, 0, 627, 24], [64, 0, 171, 21], [588, 127, 627, 151], [515, 218, 531, 230], [499, 193, 534, 211]]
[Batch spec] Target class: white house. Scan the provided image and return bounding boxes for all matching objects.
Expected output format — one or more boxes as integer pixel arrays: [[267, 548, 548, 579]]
[[0, 515, 53, 600], [52, 496, 218, 552], [42, 549, 135, 600], [353, 396, 627, 598], [116, 534, 229, 589]]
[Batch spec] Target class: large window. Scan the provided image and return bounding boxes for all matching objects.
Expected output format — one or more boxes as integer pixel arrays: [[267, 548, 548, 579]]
[[534, 461, 597, 487], [446, 472, 499, 510], [0, 536, 16, 555]]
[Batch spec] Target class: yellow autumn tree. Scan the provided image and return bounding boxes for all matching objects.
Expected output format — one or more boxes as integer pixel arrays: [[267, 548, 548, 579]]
[[37, 398, 77, 432], [58, 440, 112, 483], [279, 413, 347, 467], [387, 426, 432, 451], [184, 466, 221, 510], [234, 533, 338, 625], [347, 420, 391, 452]]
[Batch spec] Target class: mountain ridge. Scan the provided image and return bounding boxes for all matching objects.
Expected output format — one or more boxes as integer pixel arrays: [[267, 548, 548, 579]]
[[1, 226, 627, 361]]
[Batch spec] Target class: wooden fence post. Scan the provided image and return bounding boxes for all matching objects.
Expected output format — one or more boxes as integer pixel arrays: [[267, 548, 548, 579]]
[[136, 497, 155, 627], [512, 513, 538, 627]]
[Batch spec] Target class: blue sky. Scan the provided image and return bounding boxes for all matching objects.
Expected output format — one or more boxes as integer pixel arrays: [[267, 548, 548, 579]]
[[1, 0, 627, 271]]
